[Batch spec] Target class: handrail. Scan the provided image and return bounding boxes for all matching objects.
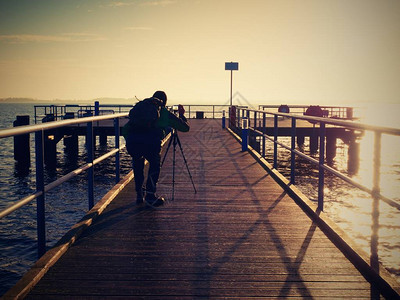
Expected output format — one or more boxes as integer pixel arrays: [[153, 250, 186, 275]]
[[34, 104, 236, 123], [1, 113, 128, 138], [234, 107, 400, 210], [249, 109, 400, 136], [0, 112, 128, 258]]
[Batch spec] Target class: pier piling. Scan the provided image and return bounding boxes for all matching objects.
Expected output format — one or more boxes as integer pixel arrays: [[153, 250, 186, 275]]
[[326, 135, 337, 164], [13, 115, 30, 172]]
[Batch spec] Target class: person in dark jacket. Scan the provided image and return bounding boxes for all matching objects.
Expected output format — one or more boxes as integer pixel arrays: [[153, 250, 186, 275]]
[[124, 91, 190, 207]]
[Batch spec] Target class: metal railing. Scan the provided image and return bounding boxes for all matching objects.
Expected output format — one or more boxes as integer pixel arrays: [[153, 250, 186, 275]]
[[182, 105, 235, 119], [34, 103, 239, 123], [258, 104, 355, 120], [34, 104, 133, 123], [230, 107, 400, 296], [0, 112, 128, 258], [233, 107, 400, 212]]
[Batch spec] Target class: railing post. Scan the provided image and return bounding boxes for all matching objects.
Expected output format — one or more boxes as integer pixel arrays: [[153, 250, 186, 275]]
[[372, 132, 381, 196], [371, 131, 381, 277], [241, 118, 249, 152], [95, 101, 100, 116], [35, 130, 46, 258], [114, 117, 120, 184], [87, 121, 94, 209], [262, 112, 266, 157], [290, 117, 296, 184], [318, 122, 326, 210], [273, 115, 278, 169]]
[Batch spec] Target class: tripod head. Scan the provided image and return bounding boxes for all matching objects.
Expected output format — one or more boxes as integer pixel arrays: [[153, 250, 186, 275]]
[[169, 128, 180, 139]]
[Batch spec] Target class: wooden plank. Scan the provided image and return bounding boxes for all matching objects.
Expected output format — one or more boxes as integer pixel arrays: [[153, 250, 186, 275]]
[[26, 119, 384, 298]]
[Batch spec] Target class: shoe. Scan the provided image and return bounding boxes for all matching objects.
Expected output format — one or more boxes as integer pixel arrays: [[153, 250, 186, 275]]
[[145, 194, 165, 208]]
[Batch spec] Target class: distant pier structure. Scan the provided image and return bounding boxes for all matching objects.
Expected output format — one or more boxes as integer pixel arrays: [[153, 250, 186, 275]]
[[13, 102, 132, 167], [256, 105, 360, 159], [13, 103, 360, 168]]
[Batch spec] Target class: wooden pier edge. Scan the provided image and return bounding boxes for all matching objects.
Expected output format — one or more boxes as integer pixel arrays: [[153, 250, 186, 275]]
[[227, 127, 400, 299]]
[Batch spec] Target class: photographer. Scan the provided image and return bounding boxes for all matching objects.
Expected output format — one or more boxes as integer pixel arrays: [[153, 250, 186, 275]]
[[123, 91, 190, 207]]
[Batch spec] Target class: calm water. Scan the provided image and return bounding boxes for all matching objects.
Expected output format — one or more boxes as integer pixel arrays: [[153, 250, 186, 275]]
[[0, 102, 399, 295]]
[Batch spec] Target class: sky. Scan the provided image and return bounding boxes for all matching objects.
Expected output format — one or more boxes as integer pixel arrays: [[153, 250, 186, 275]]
[[0, 0, 399, 106]]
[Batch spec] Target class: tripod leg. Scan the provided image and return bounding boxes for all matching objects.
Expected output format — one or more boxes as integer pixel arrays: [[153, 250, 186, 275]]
[[175, 134, 197, 194], [172, 134, 177, 201], [161, 133, 174, 167]]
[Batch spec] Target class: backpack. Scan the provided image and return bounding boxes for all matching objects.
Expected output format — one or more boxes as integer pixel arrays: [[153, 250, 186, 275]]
[[128, 97, 162, 131]]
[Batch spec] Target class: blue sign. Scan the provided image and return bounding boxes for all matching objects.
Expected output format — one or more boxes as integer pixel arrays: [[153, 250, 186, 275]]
[[225, 62, 239, 71]]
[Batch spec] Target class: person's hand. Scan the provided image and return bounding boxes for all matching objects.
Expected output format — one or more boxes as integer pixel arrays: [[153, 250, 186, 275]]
[[178, 104, 185, 117]]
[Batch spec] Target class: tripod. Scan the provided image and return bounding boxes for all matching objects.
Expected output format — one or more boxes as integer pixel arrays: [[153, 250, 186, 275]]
[[161, 129, 197, 201]]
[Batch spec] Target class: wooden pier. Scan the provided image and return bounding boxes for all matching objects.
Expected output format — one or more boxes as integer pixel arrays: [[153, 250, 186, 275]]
[[6, 119, 397, 298]]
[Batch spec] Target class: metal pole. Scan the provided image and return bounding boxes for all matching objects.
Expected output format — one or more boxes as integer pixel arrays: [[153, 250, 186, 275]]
[[262, 113, 266, 157], [273, 115, 278, 169], [114, 118, 120, 183], [230, 70, 233, 106], [35, 130, 46, 258], [290, 117, 296, 184], [372, 132, 381, 196], [254, 110, 257, 131], [371, 131, 381, 283], [241, 118, 248, 152], [94, 101, 100, 116], [318, 122, 326, 210], [87, 121, 94, 209]]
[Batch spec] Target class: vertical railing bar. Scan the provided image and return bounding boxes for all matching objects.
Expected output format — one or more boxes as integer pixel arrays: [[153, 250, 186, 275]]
[[290, 117, 296, 184], [318, 122, 326, 211], [241, 117, 249, 152], [262, 112, 266, 157], [372, 132, 381, 195], [87, 121, 94, 209], [35, 130, 46, 258], [254, 110, 257, 131], [273, 115, 278, 169], [371, 131, 381, 275], [114, 117, 120, 184]]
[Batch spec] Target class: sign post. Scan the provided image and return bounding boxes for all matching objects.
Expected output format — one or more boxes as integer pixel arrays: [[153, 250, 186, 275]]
[[225, 62, 239, 106]]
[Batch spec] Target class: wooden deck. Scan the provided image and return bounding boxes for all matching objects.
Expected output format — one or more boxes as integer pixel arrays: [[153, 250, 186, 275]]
[[25, 119, 382, 298]]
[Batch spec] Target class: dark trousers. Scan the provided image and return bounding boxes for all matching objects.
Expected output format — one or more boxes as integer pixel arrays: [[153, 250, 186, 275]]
[[131, 142, 161, 196]]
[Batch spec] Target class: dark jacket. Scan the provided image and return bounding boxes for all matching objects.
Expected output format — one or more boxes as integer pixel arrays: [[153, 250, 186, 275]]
[[123, 106, 190, 154]]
